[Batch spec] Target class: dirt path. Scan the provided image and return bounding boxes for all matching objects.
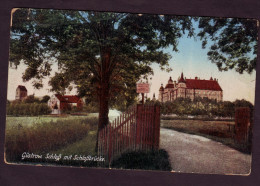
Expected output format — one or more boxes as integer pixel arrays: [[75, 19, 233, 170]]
[[160, 128, 251, 175]]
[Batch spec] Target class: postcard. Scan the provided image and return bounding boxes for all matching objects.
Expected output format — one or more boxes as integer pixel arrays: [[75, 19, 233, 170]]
[[5, 8, 258, 175]]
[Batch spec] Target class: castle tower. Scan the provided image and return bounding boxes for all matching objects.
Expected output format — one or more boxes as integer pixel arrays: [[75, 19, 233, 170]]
[[159, 84, 164, 102], [152, 93, 156, 101], [178, 72, 187, 98]]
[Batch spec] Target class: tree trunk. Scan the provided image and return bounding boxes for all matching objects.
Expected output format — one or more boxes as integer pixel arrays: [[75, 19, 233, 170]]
[[98, 79, 110, 131], [96, 49, 111, 152]]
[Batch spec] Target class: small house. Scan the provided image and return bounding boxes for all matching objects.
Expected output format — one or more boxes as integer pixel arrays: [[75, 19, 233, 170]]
[[48, 94, 83, 114]]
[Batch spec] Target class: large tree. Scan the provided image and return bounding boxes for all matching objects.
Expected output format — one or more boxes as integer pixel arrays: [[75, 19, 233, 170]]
[[197, 17, 258, 74], [10, 9, 194, 131]]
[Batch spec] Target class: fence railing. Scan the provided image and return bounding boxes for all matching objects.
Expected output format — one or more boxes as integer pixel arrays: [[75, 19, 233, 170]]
[[98, 104, 160, 165]]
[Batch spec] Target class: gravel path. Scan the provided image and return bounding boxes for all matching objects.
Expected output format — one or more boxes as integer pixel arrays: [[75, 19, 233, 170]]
[[160, 128, 251, 175]]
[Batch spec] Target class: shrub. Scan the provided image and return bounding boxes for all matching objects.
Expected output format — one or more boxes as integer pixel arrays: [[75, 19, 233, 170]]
[[158, 98, 253, 118], [111, 149, 172, 171], [6, 103, 51, 116]]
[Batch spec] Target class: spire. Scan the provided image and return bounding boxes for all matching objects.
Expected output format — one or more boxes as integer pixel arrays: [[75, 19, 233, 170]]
[[159, 84, 164, 91], [179, 72, 185, 83], [168, 76, 173, 84]]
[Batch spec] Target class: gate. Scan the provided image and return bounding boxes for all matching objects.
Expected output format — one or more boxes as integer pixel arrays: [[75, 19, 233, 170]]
[[97, 104, 160, 165]]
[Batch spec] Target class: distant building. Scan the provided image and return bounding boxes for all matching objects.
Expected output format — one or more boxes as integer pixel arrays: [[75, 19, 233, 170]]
[[48, 94, 84, 114], [159, 73, 223, 102], [15, 85, 28, 100]]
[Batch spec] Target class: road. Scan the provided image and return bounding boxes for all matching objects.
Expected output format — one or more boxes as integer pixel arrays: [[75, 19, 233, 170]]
[[160, 128, 251, 175]]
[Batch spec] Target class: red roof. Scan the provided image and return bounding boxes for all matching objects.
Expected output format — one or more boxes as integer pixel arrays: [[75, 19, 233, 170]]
[[165, 84, 175, 89], [55, 94, 81, 103], [17, 85, 27, 91], [185, 79, 222, 91]]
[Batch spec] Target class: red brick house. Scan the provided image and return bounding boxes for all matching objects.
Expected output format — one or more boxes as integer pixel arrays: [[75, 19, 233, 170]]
[[159, 73, 223, 102], [15, 85, 28, 100], [48, 94, 83, 114]]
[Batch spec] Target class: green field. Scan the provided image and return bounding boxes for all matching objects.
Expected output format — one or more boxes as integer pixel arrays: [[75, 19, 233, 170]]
[[5, 115, 99, 166], [6, 114, 99, 128]]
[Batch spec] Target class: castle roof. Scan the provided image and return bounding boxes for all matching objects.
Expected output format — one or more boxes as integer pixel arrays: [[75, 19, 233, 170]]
[[159, 84, 164, 91], [178, 72, 186, 83], [165, 84, 175, 89], [55, 94, 82, 103], [168, 77, 173, 84], [17, 85, 27, 91], [185, 79, 222, 91], [164, 77, 175, 89]]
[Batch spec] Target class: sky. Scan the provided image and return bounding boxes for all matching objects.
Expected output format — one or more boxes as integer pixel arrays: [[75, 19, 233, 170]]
[[7, 17, 257, 104]]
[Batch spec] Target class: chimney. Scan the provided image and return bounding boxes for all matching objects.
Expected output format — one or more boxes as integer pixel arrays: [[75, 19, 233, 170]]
[[195, 77, 198, 80]]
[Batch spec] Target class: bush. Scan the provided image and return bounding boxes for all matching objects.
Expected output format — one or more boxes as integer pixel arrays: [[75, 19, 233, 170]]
[[6, 103, 51, 116], [82, 103, 99, 113], [157, 98, 253, 118], [111, 149, 172, 171]]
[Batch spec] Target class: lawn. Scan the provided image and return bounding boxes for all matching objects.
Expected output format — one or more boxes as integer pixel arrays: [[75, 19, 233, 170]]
[[6, 114, 99, 127], [5, 115, 99, 165], [160, 119, 251, 153]]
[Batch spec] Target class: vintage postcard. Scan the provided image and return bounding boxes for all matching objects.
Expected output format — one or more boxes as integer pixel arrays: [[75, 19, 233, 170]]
[[5, 8, 258, 175]]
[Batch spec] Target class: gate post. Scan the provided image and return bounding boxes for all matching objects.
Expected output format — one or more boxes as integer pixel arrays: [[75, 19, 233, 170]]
[[235, 107, 250, 145]]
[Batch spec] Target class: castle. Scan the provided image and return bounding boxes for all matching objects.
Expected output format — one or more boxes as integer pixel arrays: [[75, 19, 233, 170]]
[[158, 73, 223, 102]]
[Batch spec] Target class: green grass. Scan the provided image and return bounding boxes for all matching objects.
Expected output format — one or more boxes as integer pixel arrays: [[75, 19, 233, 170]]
[[5, 116, 98, 163], [40, 130, 99, 167], [52, 130, 97, 156], [6, 115, 98, 127]]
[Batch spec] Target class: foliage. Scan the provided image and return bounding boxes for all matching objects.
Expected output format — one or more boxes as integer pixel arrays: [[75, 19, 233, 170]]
[[5, 117, 98, 162], [197, 17, 258, 74], [6, 102, 51, 116], [40, 95, 50, 103], [82, 102, 99, 113], [10, 9, 194, 129], [22, 95, 40, 103], [111, 149, 172, 171], [146, 98, 253, 118], [10, 9, 257, 130]]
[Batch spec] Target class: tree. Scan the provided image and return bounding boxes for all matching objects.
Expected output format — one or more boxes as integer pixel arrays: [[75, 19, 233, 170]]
[[10, 9, 194, 133], [23, 95, 40, 103], [197, 17, 258, 74], [41, 95, 50, 103]]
